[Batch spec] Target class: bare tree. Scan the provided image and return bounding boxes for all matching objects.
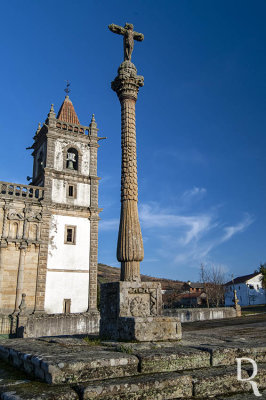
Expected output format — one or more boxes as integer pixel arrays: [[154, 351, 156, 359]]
[[200, 264, 226, 307], [200, 263, 209, 308]]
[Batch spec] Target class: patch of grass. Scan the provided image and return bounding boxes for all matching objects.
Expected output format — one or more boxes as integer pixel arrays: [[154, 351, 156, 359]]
[[116, 344, 134, 354], [0, 334, 10, 339], [83, 337, 102, 346]]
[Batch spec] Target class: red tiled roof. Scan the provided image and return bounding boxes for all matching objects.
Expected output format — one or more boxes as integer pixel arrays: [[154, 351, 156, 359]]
[[57, 96, 80, 125]]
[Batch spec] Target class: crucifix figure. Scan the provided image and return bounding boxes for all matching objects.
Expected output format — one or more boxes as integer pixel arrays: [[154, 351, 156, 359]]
[[108, 23, 144, 61]]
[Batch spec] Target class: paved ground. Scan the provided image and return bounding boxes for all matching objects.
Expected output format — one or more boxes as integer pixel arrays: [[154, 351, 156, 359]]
[[182, 312, 266, 331], [0, 314, 265, 399]]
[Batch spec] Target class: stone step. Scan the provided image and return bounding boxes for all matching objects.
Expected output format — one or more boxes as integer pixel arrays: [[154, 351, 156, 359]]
[[0, 339, 139, 384], [0, 358, 265, 400], [0, 382, 79, 400], [0, 338, 265, 386], [78, 363, 266, 400], [0, 359, 78, 400]]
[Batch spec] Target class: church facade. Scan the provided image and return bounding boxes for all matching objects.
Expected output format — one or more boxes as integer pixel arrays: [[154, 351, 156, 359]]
[[0, 96, 101, 319]]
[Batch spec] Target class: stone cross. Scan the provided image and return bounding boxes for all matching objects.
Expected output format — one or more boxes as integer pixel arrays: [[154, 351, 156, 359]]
[[108, 23, 144, 62], [109, 23, 144, 282], [99, 23, 182, 342]]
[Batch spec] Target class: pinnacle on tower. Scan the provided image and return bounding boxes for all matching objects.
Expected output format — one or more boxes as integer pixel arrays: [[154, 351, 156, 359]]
[[90, 113, 97, 127], [57, 95, 80, 125], [47, 104, 56, 119]]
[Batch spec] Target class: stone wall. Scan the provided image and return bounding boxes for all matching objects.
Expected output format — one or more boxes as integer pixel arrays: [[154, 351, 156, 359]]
[[0, 189, 44, 314], [18, 311, 100, 338], [163, 307, 237, 322]]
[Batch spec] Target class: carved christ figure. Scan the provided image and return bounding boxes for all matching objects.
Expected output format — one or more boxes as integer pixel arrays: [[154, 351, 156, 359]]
[[108, 23, 144, 61]]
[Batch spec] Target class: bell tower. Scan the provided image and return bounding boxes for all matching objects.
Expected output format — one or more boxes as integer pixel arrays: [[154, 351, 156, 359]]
[[31, 95, 102, 314]]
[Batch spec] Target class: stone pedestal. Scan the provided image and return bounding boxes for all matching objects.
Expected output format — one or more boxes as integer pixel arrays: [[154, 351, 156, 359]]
[[100, 281, 181, 341]]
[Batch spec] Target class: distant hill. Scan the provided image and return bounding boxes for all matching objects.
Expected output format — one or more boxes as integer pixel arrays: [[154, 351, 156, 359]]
[[98, 263, 184, 291]]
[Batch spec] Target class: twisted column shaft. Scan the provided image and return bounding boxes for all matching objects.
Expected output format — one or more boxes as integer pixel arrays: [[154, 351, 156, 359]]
[[112, 61, 144, 282]]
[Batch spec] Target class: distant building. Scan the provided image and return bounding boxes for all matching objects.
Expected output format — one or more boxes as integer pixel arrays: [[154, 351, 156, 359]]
[[182, 281, 205, 293], [178, 292, 207, 307], [224, 272, 265, 306]]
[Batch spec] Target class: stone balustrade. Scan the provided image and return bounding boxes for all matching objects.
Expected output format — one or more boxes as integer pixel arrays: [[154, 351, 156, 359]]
[[0, 181, 44, 201], [56, 121, 89, 135]]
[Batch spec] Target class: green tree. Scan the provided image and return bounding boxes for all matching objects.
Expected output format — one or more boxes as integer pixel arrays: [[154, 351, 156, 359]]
[[259, 263, 266, 288]]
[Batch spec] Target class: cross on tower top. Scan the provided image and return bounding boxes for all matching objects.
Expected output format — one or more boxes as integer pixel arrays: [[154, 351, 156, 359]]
[[64, 80, 71, 95], [108, 23, 144, 62]]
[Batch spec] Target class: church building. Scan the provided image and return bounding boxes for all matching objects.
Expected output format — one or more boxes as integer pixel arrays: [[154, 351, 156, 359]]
[[0, 95, 101, 320]]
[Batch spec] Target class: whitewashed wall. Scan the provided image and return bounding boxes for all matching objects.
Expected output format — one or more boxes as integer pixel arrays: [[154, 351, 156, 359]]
[[225, 274, 265, 306], [44, 271, 89, 314], [51, 179, 90, 207], [45, 215, 90, 313]]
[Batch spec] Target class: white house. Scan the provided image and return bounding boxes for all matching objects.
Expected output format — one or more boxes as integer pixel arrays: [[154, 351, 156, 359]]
[[225, 272, 265, 306]]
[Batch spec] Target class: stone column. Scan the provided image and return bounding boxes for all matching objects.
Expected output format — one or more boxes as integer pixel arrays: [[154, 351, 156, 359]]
[[1, 201, 10, 239], [14, 244, 27, 311], [88, 115, 100, 312], [33, 209, 50, 313], [112, 60, 144, 282], [0, 202, 9, 312]]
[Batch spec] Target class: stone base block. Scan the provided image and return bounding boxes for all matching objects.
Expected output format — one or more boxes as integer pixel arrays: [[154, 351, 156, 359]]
[[117, 316, 182, 341], [100, 281, 182, 341]]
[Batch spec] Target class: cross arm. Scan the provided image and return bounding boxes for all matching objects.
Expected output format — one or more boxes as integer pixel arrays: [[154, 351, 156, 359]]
[[133, 31, 144, 42], [108, 24, 126, 36]]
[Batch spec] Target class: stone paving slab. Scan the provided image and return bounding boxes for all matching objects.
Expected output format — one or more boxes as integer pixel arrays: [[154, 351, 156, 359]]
[[195, 344, 266, 366], [214, 389, 266, 399], [135, 346, 210, 373], [182, 321, 266, 346], [0, 360, 78, 399], [0, 339, 139, 384], [78, 363, 266, 400], [80, 371, 193, 400], [0, 383, 79, 400]]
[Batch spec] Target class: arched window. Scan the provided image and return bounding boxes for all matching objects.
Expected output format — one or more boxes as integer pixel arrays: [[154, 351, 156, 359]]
[[9, 222, 18, 239], [66, 148, 78, 171], [29, 224, 38, 240]]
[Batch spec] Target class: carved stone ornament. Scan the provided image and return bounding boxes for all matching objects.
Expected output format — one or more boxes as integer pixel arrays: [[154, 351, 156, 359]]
[[26, 209, 42, 222], [7, 211, 23, 220], [27, 212, 42, 222], [128, 287, 157, 316], [129, 296, 150, 317], [18, 293, 27, 315]]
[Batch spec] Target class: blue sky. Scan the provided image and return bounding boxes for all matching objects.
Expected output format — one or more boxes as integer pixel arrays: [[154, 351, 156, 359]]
[[0, 0, 265, 281]]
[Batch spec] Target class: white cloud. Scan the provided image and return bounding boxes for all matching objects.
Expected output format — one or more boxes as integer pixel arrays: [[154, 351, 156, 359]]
[[182, 187, 207, 200], [138, 202, 254, 269], [98, 199, 254, 275], [99, 218, 119, 231], [221, 214, 254, 242], [139, 203, 212, 245]]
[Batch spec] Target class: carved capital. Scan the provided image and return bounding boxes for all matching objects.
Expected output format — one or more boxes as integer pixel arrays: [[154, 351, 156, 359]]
[[112, 61, 144, 102]]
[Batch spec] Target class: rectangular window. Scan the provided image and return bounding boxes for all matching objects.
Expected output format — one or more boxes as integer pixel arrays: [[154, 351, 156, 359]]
[[64, 225, 76, 245], [63, 299, 71, 314], [69, 185, 74, 197], [66, 183, 77, 199]]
